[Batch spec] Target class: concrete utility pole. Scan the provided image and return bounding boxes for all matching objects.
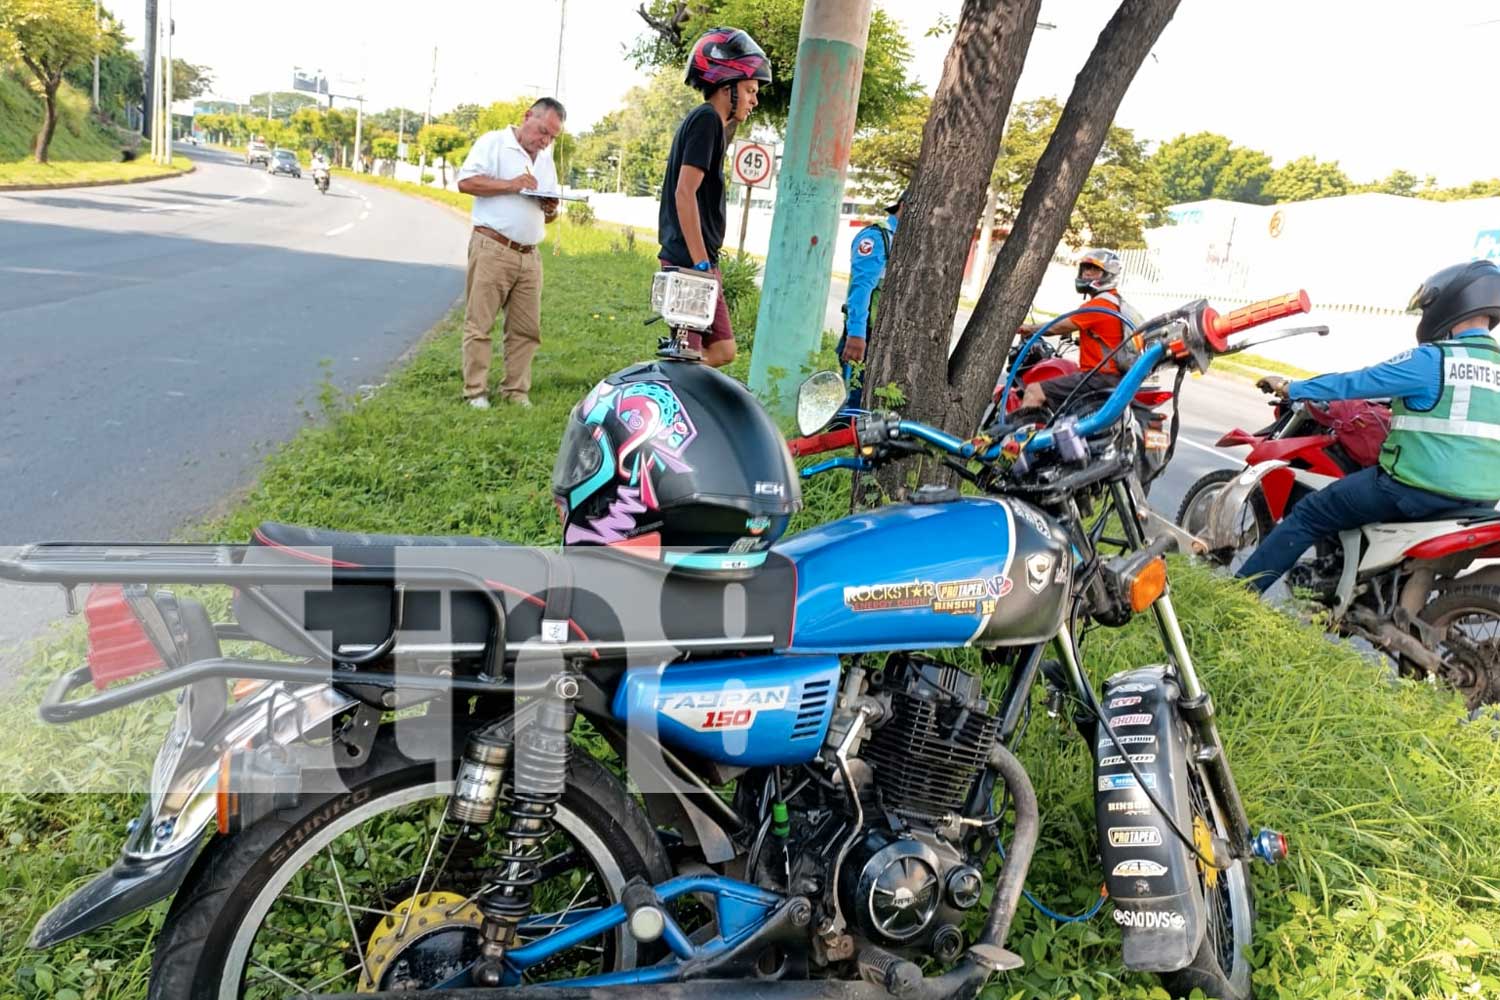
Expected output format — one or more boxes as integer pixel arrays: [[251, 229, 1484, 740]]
[[418, 46, 437, 183], [353, 95, 364, 173], [553, 0, 566, 97], [163, 0, 173, 145], [92, 1, 100, 110], [142, 0, 157, 139], [747, 0, 875, 411]]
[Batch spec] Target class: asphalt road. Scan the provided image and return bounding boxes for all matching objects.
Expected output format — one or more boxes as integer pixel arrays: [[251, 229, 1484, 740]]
[[0, 143, 469, 669]]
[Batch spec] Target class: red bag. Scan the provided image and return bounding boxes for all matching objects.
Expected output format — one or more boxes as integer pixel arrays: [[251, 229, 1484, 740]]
[[1306, 399, 1391, 468]]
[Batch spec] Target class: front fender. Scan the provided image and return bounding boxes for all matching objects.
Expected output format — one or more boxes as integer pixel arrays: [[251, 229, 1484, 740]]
[[28, 681, 360, 950], [1199, 461, 1291, 550]]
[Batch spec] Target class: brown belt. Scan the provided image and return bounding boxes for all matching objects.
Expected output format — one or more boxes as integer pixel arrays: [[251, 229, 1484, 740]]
[[474, 226, 534, 254]]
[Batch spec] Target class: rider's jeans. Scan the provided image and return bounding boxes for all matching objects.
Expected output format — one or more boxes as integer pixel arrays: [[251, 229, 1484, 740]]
[[1235, 465, 1476, 593]]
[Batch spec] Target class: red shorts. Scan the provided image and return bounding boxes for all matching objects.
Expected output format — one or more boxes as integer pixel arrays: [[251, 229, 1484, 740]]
[[659, 260, 735, 349]]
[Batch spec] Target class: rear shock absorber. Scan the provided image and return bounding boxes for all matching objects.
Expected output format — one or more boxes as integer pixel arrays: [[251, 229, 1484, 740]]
[[471, 675, 579, 986]]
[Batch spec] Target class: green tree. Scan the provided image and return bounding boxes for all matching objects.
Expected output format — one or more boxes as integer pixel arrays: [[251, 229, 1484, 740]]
[[170, 58, 211, 101], [417, 122, 466, 185], [991, 98, 1166, 248], [0, 0, 101, 162], [562, 72, 694, 194], [1210, 146, 1273, 203], [370, 131, 397, 160], [60, 4, 137, 124], [1263, 155, 1350, 202], [849, 94, 929, 205], [441, 102, 484, 133], [1149, 131, 1231, 204], [365, 106, 421, 135], [630, 0, 918, 129], [322, 107, 355, 164], [288, 105, 326, 152], [247, 90, 319, 121], [1423, 177, 1500, 201]]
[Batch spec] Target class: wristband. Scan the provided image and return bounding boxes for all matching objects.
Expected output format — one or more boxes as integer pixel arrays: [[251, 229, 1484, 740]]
[[693, 260, 713, 272]]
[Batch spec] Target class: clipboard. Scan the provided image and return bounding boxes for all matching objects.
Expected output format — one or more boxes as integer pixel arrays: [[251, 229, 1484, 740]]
[[520, 189, 590, 203]]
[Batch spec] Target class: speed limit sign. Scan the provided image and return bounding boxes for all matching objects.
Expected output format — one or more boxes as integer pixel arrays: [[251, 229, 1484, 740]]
[[732, 142, 774, 188]]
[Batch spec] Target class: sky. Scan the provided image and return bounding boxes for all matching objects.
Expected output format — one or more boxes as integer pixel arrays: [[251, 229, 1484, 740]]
[[119, 0, 1500, 187]]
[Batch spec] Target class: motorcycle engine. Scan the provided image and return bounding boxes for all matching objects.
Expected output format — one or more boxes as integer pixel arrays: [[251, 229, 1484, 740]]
[[838, 657, 999, 959]]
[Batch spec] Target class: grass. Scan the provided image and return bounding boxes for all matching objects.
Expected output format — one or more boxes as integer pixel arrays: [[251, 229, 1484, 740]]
[[0, 177, 1496, 999], [0, 154, 192, 188], [0, 69, 166, 190]]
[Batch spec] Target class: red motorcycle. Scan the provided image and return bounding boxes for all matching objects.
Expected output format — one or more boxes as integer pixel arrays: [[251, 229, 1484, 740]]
[[1181, 386, 1500, 709], [1175, 389, 1390, 554]]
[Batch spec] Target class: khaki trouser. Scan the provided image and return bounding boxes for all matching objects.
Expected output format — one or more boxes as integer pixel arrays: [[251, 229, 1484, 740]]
[[462, 230, 543, 400]]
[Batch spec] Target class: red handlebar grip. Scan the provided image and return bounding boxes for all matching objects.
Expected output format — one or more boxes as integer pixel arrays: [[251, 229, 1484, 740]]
[[1208, 290, 1311, 340], [787, 424, 856, 457]]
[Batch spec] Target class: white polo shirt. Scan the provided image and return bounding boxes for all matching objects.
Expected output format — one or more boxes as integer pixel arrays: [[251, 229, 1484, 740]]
[[456, 126, 557, 247]]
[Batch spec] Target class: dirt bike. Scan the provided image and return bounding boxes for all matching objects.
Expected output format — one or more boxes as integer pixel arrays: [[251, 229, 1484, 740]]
[[4, 280, 1308, 1000], [1181, 388, 1500, 709]]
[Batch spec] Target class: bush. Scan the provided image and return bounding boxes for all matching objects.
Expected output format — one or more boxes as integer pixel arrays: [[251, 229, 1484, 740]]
[[420, 172, 435, 184], [717, 252, 762, 351], [565, 200, 596, 227]]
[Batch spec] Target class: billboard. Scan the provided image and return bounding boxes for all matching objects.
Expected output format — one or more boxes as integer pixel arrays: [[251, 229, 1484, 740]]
[[292, 68, 329, 96]]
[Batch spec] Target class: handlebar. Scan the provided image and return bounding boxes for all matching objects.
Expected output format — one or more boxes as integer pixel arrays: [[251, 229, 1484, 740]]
[[798, 290, 1314, 478], [788, 424, 856, 457]]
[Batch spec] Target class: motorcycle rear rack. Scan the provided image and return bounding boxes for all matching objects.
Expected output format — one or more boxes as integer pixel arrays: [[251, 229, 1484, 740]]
[[1, 542, 776, 724]]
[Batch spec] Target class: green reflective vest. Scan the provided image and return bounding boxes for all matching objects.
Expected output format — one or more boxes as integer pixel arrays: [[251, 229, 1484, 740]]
[[1379, 335, 1500, 501]]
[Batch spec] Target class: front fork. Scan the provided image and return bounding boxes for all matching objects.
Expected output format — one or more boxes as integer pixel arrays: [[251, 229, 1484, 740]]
[[1104, 481, 1258, 860]]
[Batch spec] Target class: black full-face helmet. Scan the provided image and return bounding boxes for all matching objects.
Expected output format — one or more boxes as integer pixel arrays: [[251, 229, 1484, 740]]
[[1408, 259, 1500, 344], [551, 360, 800, 575]]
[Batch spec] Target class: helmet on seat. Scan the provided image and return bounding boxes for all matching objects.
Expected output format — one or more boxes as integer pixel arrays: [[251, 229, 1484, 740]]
[[685, 27, 773, 91], [1408, 259, 1500, 344], [551, 360, 800, 575], [1075, 249, 1123, 295]]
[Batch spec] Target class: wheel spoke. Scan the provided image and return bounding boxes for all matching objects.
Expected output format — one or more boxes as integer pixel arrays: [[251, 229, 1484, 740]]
[[398, 802, 450, 939], [326, 847, 372, 987], [249, 959, 313, 996], [282, 893, 403, 920]]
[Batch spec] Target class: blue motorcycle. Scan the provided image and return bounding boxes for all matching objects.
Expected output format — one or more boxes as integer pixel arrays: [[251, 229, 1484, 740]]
[[4, 275, 1312, 999]]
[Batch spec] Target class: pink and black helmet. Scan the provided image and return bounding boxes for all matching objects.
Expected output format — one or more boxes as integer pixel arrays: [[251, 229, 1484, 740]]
[[685, 27, 773, 91]]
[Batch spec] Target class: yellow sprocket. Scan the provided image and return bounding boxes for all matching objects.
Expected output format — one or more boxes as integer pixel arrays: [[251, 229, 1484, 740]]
[[358, 890, 484, 993]]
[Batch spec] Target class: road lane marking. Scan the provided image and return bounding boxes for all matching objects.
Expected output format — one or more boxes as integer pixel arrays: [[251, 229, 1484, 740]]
[[1177, 436, 1246, 467], [325, 222, 355, 237]]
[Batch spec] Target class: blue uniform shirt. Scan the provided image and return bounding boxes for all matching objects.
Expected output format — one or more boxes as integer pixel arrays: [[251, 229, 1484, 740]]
[[844, 214, 899, 341], [1287, 329, 1494, 410]]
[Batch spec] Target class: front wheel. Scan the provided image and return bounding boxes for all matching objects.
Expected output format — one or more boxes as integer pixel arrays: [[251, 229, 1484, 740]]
[[148, 731, 671, 999], [1177, 469, 1263, 567], [1159, 761, 1255, 1000]]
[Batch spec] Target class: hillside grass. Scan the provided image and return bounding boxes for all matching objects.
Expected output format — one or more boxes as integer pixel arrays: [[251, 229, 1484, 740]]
[[0, 70, 132, 163], [0, 182, 1495, 999]]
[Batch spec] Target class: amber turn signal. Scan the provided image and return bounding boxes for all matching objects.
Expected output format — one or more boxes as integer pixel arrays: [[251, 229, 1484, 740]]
[[1126, 556, 1168, 613]]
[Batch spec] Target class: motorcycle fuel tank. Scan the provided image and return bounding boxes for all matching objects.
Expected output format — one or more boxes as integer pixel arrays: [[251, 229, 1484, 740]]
[[777, 497, 1069, 654]]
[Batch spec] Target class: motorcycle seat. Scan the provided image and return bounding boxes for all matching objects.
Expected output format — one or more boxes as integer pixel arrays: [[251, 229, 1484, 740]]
[[1453, 506, 1500, 524], [233, 522, 796, 663]]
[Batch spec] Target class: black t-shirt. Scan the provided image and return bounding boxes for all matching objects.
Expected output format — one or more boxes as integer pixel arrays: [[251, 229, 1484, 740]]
[[658, 103, 726, 267]]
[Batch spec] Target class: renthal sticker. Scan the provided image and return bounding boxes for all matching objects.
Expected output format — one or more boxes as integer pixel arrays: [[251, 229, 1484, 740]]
[[1109, 713, 1153, 728], [1098, 773, 1158, 792], [844, 581, 935, 612], [1026, 553, 1053, 594], [1108, 826, 1164, 847], [1098, 733, 1158, 748], [1099, 753, 1157, 767], [1107, 799, 1151, 815], [658, 686, 790, 733], [1108, 695, 1143, 709], [1112, 859, 1169, 878], [1113, 908, 1186, 931], [1111, 682, 1156, 694]]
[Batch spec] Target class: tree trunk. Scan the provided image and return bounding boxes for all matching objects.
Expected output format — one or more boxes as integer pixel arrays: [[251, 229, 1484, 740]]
[[34, 81, 62, 164], [864, 0, 1043, 495], [947, 0, 1182, 426], [858, 0, 1044, 494]]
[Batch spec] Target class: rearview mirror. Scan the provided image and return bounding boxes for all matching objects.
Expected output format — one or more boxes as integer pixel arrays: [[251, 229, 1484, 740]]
[[796, 370, 847, 436]]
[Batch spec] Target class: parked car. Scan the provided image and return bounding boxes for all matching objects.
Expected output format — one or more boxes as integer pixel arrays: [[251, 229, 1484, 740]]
[[266, 149, 301, 178], [245, 140, 271, 166]]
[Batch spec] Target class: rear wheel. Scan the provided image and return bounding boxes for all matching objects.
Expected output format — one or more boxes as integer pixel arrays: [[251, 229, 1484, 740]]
[[1159, 761, 1255, 1000], [1418, 582, 1500, 710], [148, 732, 670, 999]]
